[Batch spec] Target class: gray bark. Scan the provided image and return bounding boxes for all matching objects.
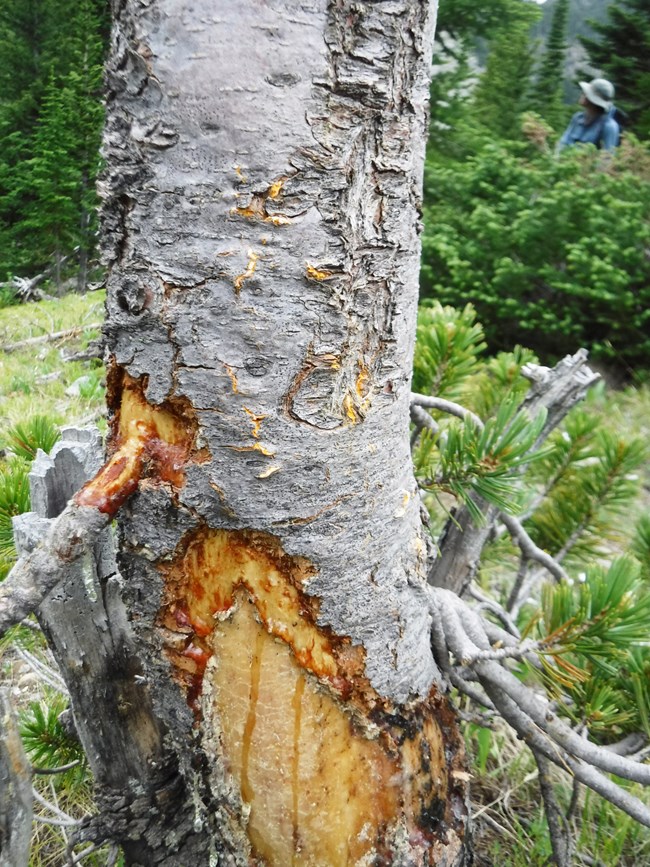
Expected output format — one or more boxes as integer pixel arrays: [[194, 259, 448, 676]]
[[102, 0, 440, 702], [0, 691, 32, 867], [4, 1, 469, 863], [12, 431, 208, 865]]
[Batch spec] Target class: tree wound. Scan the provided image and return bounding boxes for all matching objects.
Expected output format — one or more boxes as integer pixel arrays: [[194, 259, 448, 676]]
[[157, 526, 459, 865]]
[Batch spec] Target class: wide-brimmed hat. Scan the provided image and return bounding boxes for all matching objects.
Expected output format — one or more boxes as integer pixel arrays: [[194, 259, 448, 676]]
[[579, 78, 615, 111]]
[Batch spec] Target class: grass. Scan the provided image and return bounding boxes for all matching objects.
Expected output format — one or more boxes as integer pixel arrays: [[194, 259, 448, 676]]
[[466, 721, 650, 866], [0, 291, 106, 449]]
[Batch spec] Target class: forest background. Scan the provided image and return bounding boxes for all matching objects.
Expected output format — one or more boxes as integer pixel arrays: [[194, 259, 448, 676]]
[[2, 0, 650, 864]]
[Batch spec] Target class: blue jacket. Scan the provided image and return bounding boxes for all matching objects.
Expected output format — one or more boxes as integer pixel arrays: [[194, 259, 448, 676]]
[[558, 108, 620, 151]]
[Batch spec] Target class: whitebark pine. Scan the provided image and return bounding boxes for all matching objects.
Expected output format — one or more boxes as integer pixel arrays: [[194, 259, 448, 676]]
[[11, 1, 472, 864]]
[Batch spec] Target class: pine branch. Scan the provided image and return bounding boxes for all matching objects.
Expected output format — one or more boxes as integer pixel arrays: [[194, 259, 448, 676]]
[[411, 388, 569, 590], [428, 586, 650, 826], [500, 512, 568, 582], [419, 351, 598, 595], [533, 750, 574, 867], [410, 393, 483, 429], [410, 403, 439, 448]]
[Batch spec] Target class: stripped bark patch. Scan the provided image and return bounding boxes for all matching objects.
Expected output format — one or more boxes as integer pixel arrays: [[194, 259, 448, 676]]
[[160, 528, 337, 683], [157, 526, 460, 865], [106, 368, 203, 485]]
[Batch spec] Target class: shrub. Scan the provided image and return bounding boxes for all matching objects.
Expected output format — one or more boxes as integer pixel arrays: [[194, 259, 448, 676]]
[[421, 138, 650, 371]]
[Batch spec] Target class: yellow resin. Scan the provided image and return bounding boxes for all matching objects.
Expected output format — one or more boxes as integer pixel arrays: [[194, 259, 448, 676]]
[[118, 380, 190, 446], [177, 530, 337, 677]]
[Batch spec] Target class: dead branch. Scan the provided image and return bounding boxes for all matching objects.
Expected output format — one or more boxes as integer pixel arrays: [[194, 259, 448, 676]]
[[0, 690, 32, 867], [61, 337, 105, 362], [31, 786, 83, 827], [499, 512, 568, 583], [14, 646, 68, 694], [409, 402, 439, 448], [0, 424, 147, 639], [0, 324, 102, 355], [0, 248, 82, 302], [533, 750, 574, 867], [427, 586, 650, 827], [520, 350, 600, 448], [466, 586, 521, 638], [0, 504, 110, 638], [410, 393, 484, 429], [32, 761, 81, 776]]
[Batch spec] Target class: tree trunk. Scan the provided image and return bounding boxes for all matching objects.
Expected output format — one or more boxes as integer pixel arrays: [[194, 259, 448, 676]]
[[92, 0, 469, 863], [77, 197, 91, 293]]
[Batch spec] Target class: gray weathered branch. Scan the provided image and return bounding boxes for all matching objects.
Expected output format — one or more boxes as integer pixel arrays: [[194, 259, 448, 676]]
[[427, 586, 650, 827], [410, 393, 484, 429], [0, 504, 110, 638], [533, 750, 574, 867], [0, 690, 32, 867]]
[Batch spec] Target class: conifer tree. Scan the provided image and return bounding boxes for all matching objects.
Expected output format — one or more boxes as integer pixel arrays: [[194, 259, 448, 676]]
[[471, 2, 541, 140], [531, 0, 570, 129], [0, 0, 46, 276], [22, 76, 82, 286], [429, 0, 539, 154], [0, 0, 107, 284], [581, 0, 650, 137]]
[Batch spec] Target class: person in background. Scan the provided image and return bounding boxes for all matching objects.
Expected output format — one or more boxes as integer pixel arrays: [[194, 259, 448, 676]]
[[557, 78, 620, 152]]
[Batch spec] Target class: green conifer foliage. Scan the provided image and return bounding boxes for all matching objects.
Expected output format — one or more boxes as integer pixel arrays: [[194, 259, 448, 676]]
[[22, 76, 82, 282], [581, 0, 650, 137], [531, 0, 570, 129], [470, 2, 541, 140], [413, 303, 650, 748], [0, 0, 108, 283], [429, 0, 540, 156], [421, 140, 650, 369]]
